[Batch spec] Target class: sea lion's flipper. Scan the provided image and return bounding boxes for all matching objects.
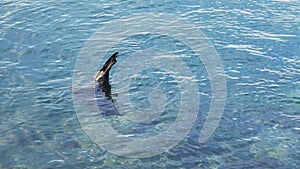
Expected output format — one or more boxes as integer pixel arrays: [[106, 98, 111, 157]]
[[94, 52, 118, 85], [94, 52, 118, 99]]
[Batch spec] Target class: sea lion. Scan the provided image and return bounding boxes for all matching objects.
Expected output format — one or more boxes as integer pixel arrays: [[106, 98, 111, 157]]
[[94, 52, 118, 99]]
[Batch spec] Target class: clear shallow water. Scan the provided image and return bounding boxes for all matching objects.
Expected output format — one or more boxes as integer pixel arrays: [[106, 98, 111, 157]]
[[1, 0, 299, 168]]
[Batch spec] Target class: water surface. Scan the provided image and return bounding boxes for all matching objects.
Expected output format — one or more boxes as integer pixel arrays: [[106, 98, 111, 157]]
[[0, 0, 299, 168]]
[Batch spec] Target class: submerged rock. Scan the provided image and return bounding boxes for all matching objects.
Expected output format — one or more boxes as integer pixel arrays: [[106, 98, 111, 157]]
[[1, 124, 44, 146], [220, 157, 285, 169]]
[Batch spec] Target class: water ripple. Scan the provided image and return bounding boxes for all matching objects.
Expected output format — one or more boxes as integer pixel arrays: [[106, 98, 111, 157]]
[[0, 0, 299, 168]]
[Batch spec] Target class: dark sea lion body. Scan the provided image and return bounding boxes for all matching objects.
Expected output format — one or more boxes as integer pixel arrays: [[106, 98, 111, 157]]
[[94, 52, 119, 116], [94, 52, 118, 98]]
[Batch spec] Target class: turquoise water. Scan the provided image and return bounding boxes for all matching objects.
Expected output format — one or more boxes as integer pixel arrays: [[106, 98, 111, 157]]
[[1, 0, 299, 168]]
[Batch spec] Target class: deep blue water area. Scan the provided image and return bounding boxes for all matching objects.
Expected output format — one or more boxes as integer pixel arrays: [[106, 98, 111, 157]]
[[1, 0, 299, 168]]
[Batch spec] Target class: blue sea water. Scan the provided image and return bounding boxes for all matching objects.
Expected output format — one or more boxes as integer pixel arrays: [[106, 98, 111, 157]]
[[1, 0, 299, 168]]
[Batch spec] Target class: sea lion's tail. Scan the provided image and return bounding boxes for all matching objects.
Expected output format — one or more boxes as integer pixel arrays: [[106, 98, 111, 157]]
[[94, 52, 118, 84]]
